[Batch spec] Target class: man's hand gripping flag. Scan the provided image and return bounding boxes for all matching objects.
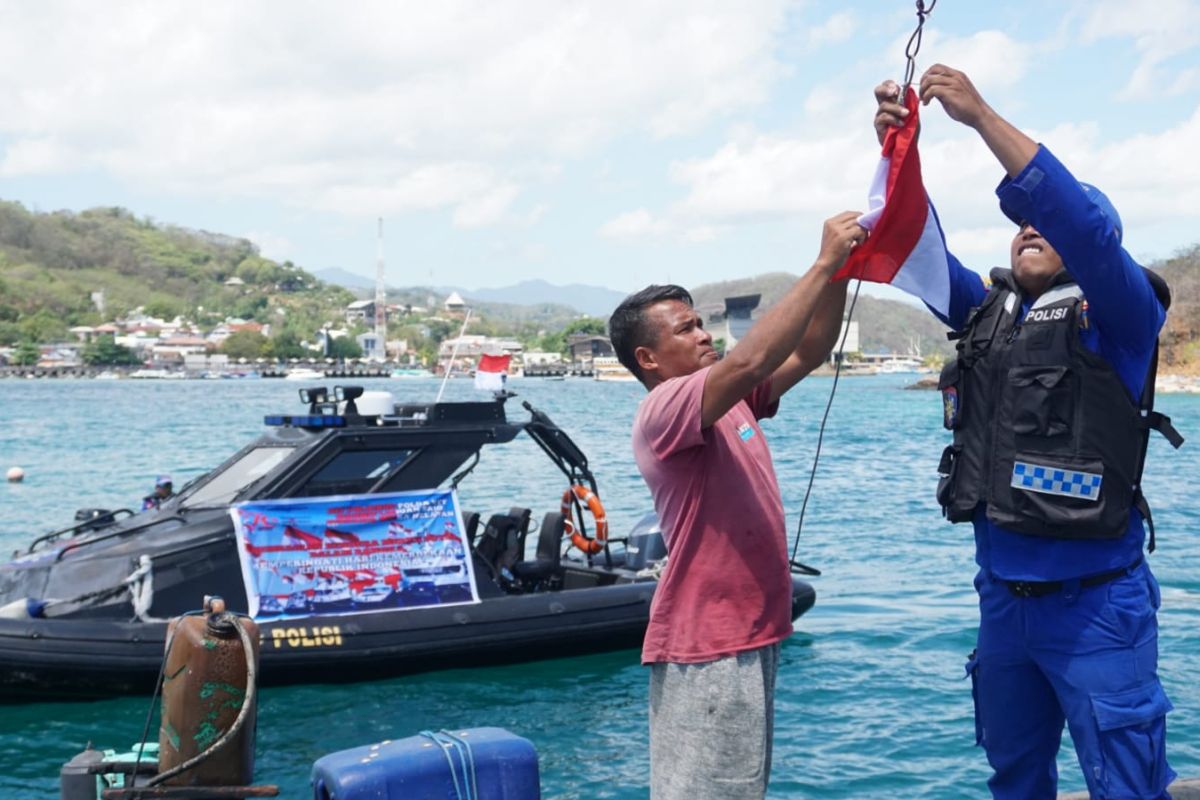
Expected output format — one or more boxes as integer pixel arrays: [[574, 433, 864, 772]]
[[834, 88, 951, 318]]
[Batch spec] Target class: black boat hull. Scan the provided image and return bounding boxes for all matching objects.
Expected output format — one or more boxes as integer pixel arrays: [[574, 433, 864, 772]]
[[0, 578, 816, 701]]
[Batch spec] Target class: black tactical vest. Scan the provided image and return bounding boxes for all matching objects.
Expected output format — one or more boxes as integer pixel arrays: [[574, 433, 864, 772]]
[[936, 268, 1167, 541]]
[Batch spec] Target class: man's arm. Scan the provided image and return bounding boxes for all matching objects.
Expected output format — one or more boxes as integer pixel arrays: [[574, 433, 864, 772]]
[[701, 212, 865, 428], [917, 65, 1037, 179], [767, 278, 848, 405]]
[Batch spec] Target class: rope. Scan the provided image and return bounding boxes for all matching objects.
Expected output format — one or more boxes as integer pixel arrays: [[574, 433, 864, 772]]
[[131, 609, 202, 788], [127, 555, 160, 622], [789, 279, 862, 576], [788, 0, 940, 576], [419, 730, 479, 800], [902, 0, 938, 97], [144, 613, 259, 788]]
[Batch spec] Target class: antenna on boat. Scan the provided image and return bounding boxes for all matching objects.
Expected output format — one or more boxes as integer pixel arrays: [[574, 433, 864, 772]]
[[374, 217, 387, 362], [436, 307, 474, 403]]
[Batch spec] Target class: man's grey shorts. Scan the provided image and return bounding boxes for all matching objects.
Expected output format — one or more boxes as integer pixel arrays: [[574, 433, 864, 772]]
[[649, 642, 781, 800]]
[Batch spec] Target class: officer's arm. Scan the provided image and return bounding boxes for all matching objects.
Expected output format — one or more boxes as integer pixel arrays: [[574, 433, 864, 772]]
[[997, 148, 1162, 349], [929, 253, 988, 332]]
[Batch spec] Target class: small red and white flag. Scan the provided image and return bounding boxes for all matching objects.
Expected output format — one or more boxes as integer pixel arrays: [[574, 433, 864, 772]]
[[474, 353, 511, 392], [835, 88, 951, 317]]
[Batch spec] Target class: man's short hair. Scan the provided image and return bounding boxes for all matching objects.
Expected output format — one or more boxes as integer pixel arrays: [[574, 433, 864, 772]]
[[608, 284, 694, 383]]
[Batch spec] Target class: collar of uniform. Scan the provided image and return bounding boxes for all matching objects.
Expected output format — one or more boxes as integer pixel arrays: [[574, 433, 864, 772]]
[[1030, 283, 1083, 311]]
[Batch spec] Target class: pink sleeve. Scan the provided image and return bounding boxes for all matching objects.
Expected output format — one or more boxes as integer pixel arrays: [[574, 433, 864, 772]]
[[746, 378, 779, 421], [639, 368, 709, 459]]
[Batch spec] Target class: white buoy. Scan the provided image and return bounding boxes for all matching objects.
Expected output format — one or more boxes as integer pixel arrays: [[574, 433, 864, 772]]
[[6, 466, 24, 483]]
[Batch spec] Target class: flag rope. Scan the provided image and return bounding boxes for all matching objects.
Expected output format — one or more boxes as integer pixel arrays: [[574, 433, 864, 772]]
[[789, 0, 938, 575]]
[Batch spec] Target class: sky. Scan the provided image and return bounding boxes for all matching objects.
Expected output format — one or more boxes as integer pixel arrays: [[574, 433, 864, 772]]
[[1, 0, 1198, 299]]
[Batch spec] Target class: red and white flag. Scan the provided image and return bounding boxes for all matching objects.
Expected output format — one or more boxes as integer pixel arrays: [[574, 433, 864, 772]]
[[474, 353, 511, 391], [835, 88, 950, 317]]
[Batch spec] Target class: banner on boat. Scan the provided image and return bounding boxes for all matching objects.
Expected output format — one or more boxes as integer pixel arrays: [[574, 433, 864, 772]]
[[230, 489, 479, 620]]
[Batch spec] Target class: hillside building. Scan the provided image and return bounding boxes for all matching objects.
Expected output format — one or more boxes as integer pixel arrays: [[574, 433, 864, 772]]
[[443, 292, 467, 317], [567, 334, 614, 366], [345, 299, 377, 326]]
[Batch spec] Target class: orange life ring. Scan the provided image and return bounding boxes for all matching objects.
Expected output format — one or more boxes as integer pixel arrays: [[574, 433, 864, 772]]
[[560, 484, 608, 555]]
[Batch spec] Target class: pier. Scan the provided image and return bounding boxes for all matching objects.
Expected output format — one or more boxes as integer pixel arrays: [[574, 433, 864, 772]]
[[0, 363, 395, 380], [523, 364, 594, 378]]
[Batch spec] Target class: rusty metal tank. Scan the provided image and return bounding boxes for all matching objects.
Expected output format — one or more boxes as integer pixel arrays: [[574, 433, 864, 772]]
[[157, 596, 260, 787]]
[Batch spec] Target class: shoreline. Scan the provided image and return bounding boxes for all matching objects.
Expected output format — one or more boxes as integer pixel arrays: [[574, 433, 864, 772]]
[[5, 364, 1200, 394]]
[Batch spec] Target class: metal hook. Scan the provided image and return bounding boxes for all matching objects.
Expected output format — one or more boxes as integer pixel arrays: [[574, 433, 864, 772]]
[[901, 0, 938, 98]]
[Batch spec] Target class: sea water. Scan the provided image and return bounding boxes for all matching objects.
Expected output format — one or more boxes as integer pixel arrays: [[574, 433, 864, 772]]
[[0, 375, 1197, 799]]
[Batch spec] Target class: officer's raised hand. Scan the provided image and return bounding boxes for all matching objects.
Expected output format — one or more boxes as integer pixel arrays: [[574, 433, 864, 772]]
[[917, 64, 1037, 178], [918, 64, 992, 129], [873, 79, 909, 145]]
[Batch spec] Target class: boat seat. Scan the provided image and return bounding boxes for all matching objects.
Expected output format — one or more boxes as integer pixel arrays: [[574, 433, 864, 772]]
[[512, 512, 566, 586], [507, 506, 532, 553], [474, 513, 524, 581], [460, 510, 481, 547]]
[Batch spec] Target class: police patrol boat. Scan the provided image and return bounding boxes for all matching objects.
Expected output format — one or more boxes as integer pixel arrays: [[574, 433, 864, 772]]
[[0, 387, 816, 700]]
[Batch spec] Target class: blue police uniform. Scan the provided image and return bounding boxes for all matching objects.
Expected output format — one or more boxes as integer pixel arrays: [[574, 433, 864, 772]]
[[936, 146, 1175, 799]]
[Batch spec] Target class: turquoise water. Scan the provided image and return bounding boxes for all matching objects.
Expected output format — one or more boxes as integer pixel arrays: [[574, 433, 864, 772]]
[[1, 375, 1198, 798]]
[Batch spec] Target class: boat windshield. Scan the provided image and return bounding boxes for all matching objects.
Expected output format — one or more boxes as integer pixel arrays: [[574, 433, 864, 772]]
[[291, 448, 417, 497], [182, 445, 296, 509]]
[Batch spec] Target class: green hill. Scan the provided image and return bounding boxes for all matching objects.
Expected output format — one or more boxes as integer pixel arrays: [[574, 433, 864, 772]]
[[1154, 244, 1200, 373], [2, 197, 1197, 371], [0, 201, 353, 344]]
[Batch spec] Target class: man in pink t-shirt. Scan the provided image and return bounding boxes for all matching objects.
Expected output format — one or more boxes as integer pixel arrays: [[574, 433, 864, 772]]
[[608, 212, 864, 800]]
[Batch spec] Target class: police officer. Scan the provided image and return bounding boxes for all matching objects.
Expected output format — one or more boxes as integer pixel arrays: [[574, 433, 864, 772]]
[[142, 474, 173, 511], [874, 65, 1180, 798]]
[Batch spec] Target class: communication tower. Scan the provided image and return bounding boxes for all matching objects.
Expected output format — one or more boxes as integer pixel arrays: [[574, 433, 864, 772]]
[[374, 218, 386, 360]]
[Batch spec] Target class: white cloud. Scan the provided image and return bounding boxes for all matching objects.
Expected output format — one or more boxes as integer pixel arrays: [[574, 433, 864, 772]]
[[598, 63, 1200, 266], [944, 226, 1016, 258], [600, 208, 671, 240], [808, 11, 857, 47], [912, 30, 1035, 92], [0, 0, 790, 227], [1080, 0, 1200, 98], [243, 230, 295, 262], [0, 138, 75, 176], [669, 131, 878, 220]]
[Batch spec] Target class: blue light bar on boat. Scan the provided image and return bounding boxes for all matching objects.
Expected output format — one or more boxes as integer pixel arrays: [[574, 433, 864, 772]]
[[264, 414, 347, 428]]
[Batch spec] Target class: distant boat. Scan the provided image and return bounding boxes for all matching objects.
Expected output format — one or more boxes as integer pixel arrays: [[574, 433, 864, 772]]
[[94, 371, 120, 380], [876, 357, 925, 375], [390, 368, 431, 379], [129, 368, 176, 380], [285, 367, 326, 381]]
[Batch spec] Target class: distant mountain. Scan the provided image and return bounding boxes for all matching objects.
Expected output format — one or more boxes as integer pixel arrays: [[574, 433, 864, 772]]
[[319, 273, 626, 319], [314, 267, 376, 291], [461, 279, 627, 318]]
